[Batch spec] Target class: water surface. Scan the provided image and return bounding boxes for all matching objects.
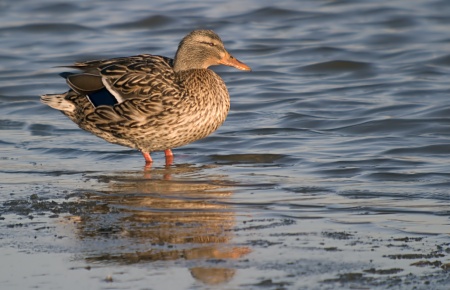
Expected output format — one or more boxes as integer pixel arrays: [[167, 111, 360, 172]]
[[1, 0, 450, 289]]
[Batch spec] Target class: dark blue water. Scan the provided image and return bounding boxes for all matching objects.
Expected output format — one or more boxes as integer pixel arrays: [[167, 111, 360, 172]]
[[1, 0, 450, 289]]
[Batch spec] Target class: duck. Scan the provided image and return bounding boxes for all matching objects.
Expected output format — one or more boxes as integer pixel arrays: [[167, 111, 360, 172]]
[[41, 29, 251, 166]]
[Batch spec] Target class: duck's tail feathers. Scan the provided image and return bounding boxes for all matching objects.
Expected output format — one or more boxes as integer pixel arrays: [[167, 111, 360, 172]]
[[40, 93, 75, 112]]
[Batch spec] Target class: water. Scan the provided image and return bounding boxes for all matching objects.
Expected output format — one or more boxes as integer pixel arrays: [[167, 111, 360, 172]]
[[1, 0, 450, 289]]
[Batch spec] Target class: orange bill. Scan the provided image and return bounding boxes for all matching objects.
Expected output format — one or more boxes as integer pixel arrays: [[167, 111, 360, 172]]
[[219, 53, 251, 71]]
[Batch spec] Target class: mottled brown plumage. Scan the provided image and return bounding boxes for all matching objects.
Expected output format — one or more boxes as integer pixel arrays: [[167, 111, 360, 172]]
[[41, 30, 250, 165]]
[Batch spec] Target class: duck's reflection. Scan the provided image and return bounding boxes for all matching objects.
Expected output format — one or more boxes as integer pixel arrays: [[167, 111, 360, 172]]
[[71, 165, 250, 285]]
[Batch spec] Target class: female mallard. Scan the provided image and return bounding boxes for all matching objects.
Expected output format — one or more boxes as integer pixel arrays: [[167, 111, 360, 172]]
[[41, 30, 250, 165]]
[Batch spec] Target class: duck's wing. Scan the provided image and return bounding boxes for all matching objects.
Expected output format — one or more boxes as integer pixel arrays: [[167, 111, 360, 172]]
[[64, 54, 177, 105], [60, 54, 184, 136]]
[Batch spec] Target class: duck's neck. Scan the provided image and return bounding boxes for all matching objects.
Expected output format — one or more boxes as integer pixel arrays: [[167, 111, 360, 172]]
[[173, 46, 211, 72], [173, 59, 193, 72]]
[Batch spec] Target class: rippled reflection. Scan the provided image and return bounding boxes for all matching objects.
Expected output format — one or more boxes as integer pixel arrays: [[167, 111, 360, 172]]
[[69, 165, 250, 285]]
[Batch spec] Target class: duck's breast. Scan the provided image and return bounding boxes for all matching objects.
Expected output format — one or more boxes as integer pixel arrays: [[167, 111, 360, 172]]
[[136, 69, 231, 151]]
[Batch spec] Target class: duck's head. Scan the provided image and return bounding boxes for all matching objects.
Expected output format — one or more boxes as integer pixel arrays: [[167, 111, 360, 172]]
[[173, 29, 251, 72]]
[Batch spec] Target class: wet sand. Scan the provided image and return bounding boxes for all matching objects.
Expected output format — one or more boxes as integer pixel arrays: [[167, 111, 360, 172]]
[[1, 167, 450, 289]]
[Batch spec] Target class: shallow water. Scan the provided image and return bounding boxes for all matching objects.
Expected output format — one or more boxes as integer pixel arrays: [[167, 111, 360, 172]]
[[1, 0, 450, 289]]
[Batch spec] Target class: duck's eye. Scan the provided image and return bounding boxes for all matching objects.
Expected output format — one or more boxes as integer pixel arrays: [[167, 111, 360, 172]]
[[205, 42, 215, 47]]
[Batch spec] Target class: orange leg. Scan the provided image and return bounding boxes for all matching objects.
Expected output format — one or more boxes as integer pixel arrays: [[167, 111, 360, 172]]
[[142, 151, 153, 164], [164, 149, 173, 166]]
